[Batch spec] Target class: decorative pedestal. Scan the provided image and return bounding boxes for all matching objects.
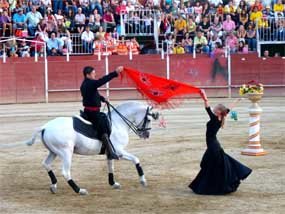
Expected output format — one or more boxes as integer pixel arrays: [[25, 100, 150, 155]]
[[241, 93, 267, 156]]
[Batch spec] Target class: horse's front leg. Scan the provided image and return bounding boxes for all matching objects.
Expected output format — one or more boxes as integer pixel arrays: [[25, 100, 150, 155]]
[[120, 150, 147, 187], [107, 159, 121, 189]]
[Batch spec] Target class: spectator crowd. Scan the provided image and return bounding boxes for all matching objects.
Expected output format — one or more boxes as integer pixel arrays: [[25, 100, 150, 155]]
[[0, 0, 284, 58]]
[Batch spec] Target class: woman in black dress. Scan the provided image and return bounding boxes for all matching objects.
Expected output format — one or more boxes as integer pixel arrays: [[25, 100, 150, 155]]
[[189, 90, 252, 195]]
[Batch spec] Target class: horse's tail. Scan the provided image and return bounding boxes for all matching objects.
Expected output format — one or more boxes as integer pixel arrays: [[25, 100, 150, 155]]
[[26, 127, 44, 146], [0, 127, 44, 150]]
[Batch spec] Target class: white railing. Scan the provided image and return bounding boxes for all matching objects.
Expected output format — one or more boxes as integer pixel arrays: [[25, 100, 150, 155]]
[[256, 17, 285, 56]]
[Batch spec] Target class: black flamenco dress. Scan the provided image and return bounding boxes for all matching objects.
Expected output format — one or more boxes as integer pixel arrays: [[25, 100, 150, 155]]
[[189, 107, 252, 195]]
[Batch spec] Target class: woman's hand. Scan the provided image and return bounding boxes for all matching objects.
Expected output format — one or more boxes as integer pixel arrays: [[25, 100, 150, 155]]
[[200, 89, 209, 108]]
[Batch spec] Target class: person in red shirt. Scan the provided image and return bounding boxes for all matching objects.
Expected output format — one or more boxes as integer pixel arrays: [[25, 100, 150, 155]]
[[103, 9, 116, 32]]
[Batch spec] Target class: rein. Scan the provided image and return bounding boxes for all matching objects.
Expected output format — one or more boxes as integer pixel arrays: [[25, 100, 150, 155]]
[[104, 101, 151, 136]]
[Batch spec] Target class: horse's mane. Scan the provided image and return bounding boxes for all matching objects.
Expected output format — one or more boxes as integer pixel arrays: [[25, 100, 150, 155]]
[[114, 101, 147, 112]]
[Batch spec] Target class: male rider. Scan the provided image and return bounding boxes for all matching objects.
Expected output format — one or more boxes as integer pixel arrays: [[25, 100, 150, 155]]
[[80, 65, 123, 160]]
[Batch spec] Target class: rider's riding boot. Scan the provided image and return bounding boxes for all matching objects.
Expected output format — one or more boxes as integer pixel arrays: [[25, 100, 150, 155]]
[[101, 134, 120, 160]]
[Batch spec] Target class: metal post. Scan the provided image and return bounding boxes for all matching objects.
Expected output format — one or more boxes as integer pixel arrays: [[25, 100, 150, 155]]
[[3, 44, 6, 63], [166, 43, 170, 79], [35, 43, 38, 62], [161, 41, 164, 60], [66, 49, 70, 62], [129, 42, 133, 60], [227, 46, 232, 98], [98, 43, 101, 61], [105, 54, 110, 98], [44, 44, 49, 103], [120, 12, 125, 36], [193, 45, 196, 59]]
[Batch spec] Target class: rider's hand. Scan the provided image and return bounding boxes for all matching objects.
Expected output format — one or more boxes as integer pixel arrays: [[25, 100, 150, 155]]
[[115, 66, 124, 74], [200, 89, 208, 101]]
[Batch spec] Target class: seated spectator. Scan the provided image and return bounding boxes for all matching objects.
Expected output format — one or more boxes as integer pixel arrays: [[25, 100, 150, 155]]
[[237, 40, 248, 53], [210, 16, 223, 38], [160, 14, 172, 34], [105, 33, 117, 54], [182, 33, 193, 53], [17, 40, 30, 57], [30, 32, 45, 56], [239, 9, 249, 27], [39, 0, 52, 16], [90, 0, 103, 16], [75, 7, 86, 34], [250, 6, 263, 27], [81, 25, 94, 53], [227, 1, 237, 22], [209, 33, 222, 53], [52, 0, 63, 15], [103, 9, 116, 32], [0, 9, 12, 37], [199, 16, 210, 38], [57, 19, 73, 53], [251, 0, 263, 11], [246, 22, 257, 51], [174, 14, 187, 36], [237, 24, 247, 42], [47, 32, 63, 56], [54, 9, 64, 23], [13, 8, 27, 35], [46, 7, 57, 33], [223, 15, 236, 35], [88, 9, 101, 32], [202, 2, 210, 17], [79, 0, 90, 16], [185, 1, 194, 16], [193, 1, 203, 23], [194, 30, 209, 54], [274, 19, 285, 41], [25, 6, 43, 36], [262, 5, 274, 19], [236, 0, 249, 14], [225, 31, 238, 53], [171, 2, 180, 18], [64, 0, 78, 15], [31, 0, 41, 10], [129, 37, 140, 55], [164, 33, 175, 54], [216, 4, 224, 20], [64, 8, 75, 31], [187, 17, 196, 37], [37, 18, 47, 34], [273, 0, 284, 18], [93, 34, 105, 55], [0, 0, 9, 11], [142, 13, 152, 34], [6, 39, 18, 57], [117, 36, 129, 55], [263, 49, 269, 57], [96, 26, 105, 39], [173, 42, 185, 54]]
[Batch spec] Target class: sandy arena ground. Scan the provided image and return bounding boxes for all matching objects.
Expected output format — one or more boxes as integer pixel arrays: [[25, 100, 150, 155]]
[[0, 98, 284, 214]]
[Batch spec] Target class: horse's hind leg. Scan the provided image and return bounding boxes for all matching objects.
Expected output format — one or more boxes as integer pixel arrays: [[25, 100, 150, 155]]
[[42, 151, 58, 193], [61, 149, 88, 195]]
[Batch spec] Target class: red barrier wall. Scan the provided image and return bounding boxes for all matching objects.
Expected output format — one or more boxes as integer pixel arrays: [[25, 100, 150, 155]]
[[0, 54, 284, 104]]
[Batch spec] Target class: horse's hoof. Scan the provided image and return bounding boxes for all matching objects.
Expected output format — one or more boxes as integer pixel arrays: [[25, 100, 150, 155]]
[[50, 184, 57, 194], [79, 188, 89, 195], [140, 180, 148, 187], [112, 182, 121, 189]]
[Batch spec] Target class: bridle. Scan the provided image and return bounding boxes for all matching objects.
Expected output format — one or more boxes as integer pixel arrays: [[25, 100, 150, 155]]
[[105, 101, 159, 137]]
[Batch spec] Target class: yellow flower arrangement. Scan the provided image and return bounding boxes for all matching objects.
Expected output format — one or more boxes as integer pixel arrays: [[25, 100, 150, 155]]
[[239, 82, 264, 96]]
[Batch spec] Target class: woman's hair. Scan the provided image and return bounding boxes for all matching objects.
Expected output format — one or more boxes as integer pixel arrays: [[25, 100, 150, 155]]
[[216, 104, 230, 128]]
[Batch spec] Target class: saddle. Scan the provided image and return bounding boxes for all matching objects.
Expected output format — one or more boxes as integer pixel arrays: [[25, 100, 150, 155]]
[[72, 114, 99, 140], [72, 111, 112, 155]]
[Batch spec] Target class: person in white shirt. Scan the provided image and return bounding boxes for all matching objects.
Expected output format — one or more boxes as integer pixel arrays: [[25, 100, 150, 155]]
[[75, 7, 86, 34], [81, 25, 94, 53], [25, 6, 43, 36]]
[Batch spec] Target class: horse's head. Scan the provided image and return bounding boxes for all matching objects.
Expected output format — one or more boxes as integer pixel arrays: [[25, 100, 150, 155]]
[[134, 106, 160, 139]]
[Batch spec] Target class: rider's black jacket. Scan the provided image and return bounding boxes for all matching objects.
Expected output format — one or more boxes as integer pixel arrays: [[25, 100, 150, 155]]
[[80, 71, 118, 108]]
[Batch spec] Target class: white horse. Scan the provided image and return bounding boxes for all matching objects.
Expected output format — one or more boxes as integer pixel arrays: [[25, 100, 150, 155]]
[[26, 101, 159, 195]]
